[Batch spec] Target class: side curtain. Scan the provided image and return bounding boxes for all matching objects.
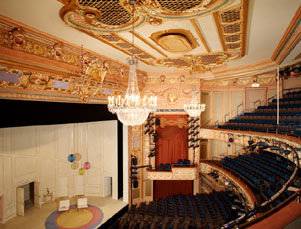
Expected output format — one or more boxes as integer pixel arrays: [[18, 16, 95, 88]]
[[155, 115, 188, 167]]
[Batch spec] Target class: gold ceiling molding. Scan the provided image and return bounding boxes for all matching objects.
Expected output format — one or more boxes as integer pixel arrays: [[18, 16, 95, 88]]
[[150, 29, 199, 53], [271, 6, 301, 64], [154, 51, 239, 70], [189, 19, 211, 53], [213, 0, 248, 58], [58, 0, 240, 70], [131, 31, 168, 57], [59, 0, 234, 32]]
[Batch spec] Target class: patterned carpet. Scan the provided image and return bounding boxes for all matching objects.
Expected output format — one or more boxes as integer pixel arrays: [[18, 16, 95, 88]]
[[45, 204, 103, 229]]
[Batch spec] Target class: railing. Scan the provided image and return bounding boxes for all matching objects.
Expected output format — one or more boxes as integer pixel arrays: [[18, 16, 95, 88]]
[[224, 103, 244, 123], [282, 87, 301, 97], [220, 138, 300, 228]]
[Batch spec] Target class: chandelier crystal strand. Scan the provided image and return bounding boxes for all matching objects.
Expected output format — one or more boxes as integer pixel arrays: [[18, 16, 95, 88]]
[[107, 0, 157, 126], [184, 62, 206, 117]]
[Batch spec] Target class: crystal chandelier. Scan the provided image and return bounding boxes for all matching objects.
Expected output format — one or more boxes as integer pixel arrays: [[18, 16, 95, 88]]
[[184, 62, 205, 117], [107, 0, 157, 126]]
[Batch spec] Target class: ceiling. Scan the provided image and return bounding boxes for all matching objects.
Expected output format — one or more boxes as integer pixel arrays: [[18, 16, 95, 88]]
[[0, 0, 300, 79]]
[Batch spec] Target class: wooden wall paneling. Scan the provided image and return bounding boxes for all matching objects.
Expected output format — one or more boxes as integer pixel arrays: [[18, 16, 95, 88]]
[[4, 156, 14, 221], [13, 126, 37, 157], [86, 122, 103, 196], [224, 91, 230, 122]]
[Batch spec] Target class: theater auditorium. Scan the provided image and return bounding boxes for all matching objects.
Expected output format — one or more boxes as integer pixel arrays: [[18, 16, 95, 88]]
[[0, 0, 300, 228]]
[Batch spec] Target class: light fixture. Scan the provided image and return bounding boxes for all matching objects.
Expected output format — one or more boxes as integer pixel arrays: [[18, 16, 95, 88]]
[[107, 0, 157, 126], [184, 62, 205, 117]]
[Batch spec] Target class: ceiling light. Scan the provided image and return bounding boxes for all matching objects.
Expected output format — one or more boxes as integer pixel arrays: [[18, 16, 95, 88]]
[[107, 0, 157, 126]]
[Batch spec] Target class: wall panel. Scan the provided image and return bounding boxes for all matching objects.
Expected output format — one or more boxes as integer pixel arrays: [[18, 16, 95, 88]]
[[213, 92, 223, 123], [0, 121, 119, 223], [13, 127, 37, 156]]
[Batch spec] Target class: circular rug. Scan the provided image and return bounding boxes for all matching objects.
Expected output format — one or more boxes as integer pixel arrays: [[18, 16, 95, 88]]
[[45, 204, 103, 229]]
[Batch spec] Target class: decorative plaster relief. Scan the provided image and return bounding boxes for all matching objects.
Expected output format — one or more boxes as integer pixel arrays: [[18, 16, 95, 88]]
[[146, 167, 198, 180]]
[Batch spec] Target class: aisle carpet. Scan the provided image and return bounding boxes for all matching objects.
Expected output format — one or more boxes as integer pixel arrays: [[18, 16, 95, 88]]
[[45, 204, 103, 229]]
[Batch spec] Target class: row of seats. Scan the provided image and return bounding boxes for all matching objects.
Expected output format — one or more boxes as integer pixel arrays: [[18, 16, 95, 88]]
[[154, 159, 192, 171], [126, 192, 235, 223], [221, 150, 296, 206], [218, 90, 301, 135]]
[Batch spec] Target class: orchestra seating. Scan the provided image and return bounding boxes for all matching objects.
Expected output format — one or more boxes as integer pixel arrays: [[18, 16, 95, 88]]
[[115, 191, 239, 229], [219, 90, 301, 136]]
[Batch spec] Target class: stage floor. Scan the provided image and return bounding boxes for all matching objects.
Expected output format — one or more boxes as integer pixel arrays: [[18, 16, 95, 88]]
[[0, 196, 128, 229]]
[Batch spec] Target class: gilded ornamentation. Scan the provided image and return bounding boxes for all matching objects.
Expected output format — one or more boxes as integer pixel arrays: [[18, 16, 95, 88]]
[[51, 43, 63, 60], [155, 51, 238, 70], [179, 74, 185, 83], [85, 58, 109, 84], [167, 92, 178, 105], [8, 27, 26, 50], [58, 0, 237, 68], [148, 17, 162, 26], [150, 29, 199, 53], [159, 117, 187, 129], [160, 74, 166, 84], [200, 75, 276, 87], [146, 167, 197, 180], [0, 22, 80, 66]]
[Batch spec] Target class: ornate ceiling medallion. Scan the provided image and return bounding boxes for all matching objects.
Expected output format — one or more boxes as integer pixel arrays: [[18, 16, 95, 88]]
[[154, 51, 239, 70], [59, 0, 146, 33], [150, 29, 199, 53], [59, 0, 234, 32]]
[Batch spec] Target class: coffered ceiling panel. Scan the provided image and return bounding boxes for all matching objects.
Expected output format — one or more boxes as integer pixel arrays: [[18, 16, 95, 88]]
[[0, 0, 300, 77]]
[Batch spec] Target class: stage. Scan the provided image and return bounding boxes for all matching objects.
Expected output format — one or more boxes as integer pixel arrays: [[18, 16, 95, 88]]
[[0, 196, 128, 229]]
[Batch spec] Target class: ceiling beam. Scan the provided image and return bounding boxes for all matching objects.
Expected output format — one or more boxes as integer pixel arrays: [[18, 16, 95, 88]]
[[189, 19, 211, 53], [213, 12, 227, 51]]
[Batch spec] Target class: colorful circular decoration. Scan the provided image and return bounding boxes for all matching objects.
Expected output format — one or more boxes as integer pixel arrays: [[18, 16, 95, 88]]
[[74, 153, 82, 161], [78, 168, 85, 175], [71, 162, 79, 170], [84, 162, 91, 170], [68, 154, 75, 162], [45, 204, 103, 229]]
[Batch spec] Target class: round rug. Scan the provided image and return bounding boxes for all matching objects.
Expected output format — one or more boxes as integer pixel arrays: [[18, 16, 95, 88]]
[[45, 204, 103, 229]]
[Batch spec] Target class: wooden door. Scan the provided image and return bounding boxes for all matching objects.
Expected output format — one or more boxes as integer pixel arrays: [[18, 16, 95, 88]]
[[16, 188, 24, 216], [34, 181, 41, 208]]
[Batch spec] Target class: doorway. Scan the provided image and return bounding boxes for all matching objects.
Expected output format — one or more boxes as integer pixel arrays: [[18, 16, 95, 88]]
[[17, 182, 37, 216], [20, 182, 34, 210]]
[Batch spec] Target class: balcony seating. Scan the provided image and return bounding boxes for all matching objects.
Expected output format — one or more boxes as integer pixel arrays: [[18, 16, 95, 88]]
[[218, 90, 301, 136]]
